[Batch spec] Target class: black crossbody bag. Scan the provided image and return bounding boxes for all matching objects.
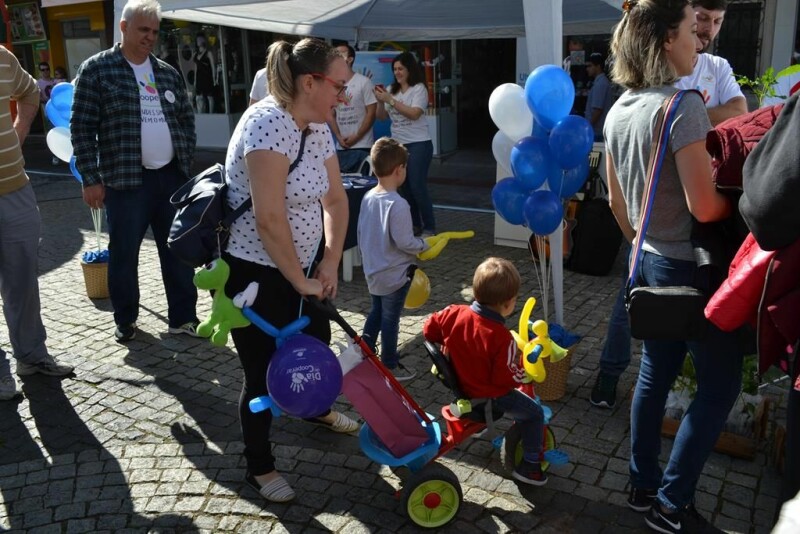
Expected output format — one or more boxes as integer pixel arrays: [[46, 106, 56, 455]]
[[625, 90, 708, 341]]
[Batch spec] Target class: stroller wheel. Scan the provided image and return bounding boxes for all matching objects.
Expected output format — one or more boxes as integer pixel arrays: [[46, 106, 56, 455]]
[[501, 424, 557, 472], [402, 463, 462, 528]]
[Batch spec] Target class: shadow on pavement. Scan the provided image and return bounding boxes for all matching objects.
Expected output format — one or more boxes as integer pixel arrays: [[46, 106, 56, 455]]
[[0, 373, 198, 531]]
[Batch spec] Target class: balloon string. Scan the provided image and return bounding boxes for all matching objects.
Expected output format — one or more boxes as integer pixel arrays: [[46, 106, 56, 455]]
[[90, 207, 104, 251]]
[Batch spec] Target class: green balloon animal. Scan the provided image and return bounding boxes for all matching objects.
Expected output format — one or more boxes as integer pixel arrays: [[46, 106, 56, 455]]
[[193, 258, 251, 347]]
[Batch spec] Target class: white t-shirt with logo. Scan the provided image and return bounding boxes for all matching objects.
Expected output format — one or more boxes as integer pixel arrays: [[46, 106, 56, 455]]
[[675, 53, 744, 107], [387, 83, 430, 144], [334, 72, 377, 149], [225, 96, 335, 268], [128, 58, 174, 169], [762, 71, 800, 107], [249, 67, 269, 102]]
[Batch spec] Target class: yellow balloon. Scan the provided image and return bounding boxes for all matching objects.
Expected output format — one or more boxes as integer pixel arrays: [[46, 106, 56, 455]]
[[404, 268, 431, 309], [518, 297, 536, 345], [416, 230, 475, 261]]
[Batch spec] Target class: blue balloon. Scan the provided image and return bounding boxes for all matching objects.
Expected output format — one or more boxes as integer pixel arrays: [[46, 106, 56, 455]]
[[46, 82, 73, 128], [266, 334, 343, 418], [531, 119, 550, 141], [69, 156, 82, 184], [523, 190, 564, 236], [548, 159, 589, 199], [45, 99, 69, 128], [510, 137, 560, 191], [524, 65, 575, 130], [492, 177, 528, 226], [548, 116, 594, 170]]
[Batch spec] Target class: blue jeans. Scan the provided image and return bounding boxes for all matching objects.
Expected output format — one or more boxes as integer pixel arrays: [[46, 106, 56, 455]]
[[493, 389, 544, 462], [104, 162, 198, 328], [599, 245, 631, 378], [629, 251, 743, 512], [401, 140, 435, 233], [362, 280, 410, 368], [337, 148, 370, 175]]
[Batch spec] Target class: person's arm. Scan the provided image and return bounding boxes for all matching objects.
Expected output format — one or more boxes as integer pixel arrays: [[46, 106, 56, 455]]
[[706, 96, 748, 126], [374, 86, 390, 120], [314, 155, 349, 299], [489, 337, 526, 388], [606, 152, 636, 244], [328, 111, 346, 148], [246, 149, 324, 298], [706, 58, 748, 125], [388, 200, 428, 255], [7, 51, 39, 145], [71, 61, 105, 208], [589, 108, 603, 128], [675, 140, 731, 222], [423, 310, 444, 344], [345, 103, 377, 146]]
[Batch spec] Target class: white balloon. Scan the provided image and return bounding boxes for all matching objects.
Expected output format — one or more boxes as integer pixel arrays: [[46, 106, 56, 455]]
[[46, 126, 73, 163], [488, 83, 534, 142], [491, 130, 514, 175]]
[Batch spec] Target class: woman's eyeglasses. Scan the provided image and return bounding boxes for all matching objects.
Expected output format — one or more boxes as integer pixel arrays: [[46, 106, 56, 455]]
[[311, 73, 346, 97]]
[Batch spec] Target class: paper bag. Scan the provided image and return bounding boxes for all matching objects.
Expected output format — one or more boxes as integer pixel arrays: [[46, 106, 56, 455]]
[[342, 357, 429, 457]]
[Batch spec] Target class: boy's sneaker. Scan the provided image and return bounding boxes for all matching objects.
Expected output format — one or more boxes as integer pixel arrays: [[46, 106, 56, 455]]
[[590, 371, 618, 409], [628, 487, 658, 512], [115, 323, 137, 343], [16, 354, 74, 377], [0, 375, 21, 400], [645, 502, 718, 534], [390, 362, 417, 382], [168, 321, 202, 337], [512, 460, 548, 486]]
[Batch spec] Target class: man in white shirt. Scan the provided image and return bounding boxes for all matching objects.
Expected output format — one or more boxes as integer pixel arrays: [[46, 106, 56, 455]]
[[327, 44, 376, 174], [675, 0, 747, 125]]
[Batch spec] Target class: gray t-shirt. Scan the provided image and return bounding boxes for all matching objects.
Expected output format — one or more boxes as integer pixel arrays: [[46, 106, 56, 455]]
[[604, 87, 711, 261], [357, 189, 427, 295]]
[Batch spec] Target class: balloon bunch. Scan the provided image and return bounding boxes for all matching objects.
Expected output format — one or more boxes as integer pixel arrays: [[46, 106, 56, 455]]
[[44, 82, 82, 183], [510, 297, 568, 383], [490, 65, 594, 237]]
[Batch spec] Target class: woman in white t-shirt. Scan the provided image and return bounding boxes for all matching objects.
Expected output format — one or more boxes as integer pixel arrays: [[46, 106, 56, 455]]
[[222, 38, 357, 504], [374, 52, 435, 235]]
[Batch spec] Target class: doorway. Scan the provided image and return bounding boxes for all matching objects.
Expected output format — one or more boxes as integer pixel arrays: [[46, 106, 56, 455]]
[[455, 38, 516, 150]]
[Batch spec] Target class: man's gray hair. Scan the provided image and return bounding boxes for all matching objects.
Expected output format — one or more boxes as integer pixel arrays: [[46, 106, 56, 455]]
[[121, 0, 162, 22]]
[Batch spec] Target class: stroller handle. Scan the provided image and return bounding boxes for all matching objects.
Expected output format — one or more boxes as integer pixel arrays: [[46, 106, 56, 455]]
[[306, 297, 358, 339]]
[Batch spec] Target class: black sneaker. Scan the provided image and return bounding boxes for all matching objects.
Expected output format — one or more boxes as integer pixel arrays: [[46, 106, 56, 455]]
[[590, 372, 618, 409], [645, 504, 684, 534], [512, 460, 548, 486], [628, 487, 658, 512], [682, 503, 721, 533], [114, 323, 137, 343]]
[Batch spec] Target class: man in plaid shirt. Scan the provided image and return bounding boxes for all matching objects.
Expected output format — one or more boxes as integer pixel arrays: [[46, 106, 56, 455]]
[[72, 0, 198, 343]]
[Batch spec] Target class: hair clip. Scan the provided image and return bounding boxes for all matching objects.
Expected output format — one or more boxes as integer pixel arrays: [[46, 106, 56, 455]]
[[622, 0, 637, 13]]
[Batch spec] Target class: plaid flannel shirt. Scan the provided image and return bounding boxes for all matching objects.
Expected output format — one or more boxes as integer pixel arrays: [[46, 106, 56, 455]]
[[71, 44, 196, 189]]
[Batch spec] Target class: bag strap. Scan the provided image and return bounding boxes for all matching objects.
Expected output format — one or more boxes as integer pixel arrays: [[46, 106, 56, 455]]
[[220, 128, 310, 230], [626, 90, 691, 288]]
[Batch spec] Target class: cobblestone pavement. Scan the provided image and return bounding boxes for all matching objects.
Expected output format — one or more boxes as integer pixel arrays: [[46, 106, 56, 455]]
[[0, 159, 787, 533]]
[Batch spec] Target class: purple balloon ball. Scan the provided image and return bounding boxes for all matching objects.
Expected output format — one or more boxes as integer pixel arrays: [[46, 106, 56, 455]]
[[267, 334, 343, 418]]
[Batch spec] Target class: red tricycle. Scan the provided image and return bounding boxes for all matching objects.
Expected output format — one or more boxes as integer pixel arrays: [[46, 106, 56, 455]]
[[312, 298, 568, 529]]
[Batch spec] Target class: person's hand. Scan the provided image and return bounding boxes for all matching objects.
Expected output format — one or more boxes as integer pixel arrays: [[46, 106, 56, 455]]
[[342, 135, 357, 147], [294, 277, 324, 300], [373, 85, 391, 104], [82, 184, 105, 209], [337, 134, 351, 149], [314, 260, 339, 300]]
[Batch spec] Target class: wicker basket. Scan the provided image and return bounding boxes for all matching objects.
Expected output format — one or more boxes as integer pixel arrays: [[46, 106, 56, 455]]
[[535, 350, 572, 401], [81, 261, 109, 299]]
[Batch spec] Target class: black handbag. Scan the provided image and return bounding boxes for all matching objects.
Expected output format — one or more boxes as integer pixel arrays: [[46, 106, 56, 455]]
[[167, 130, 307, 267], [625, 90, 708, 341]]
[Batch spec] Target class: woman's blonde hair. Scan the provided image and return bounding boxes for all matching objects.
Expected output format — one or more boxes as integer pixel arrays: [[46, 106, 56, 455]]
[[610, 0, 690, 90], [266, 38, 340, 109], [472, 257, 520, 306]]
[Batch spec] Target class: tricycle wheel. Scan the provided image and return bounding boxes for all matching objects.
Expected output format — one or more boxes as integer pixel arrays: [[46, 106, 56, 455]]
[[501, 424, 557, 472], [402, 463, 462, 529]]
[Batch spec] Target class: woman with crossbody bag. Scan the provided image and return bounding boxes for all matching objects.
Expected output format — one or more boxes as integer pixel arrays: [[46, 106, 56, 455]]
[[222, 38, 358, 503], [604, 1, 744, 532]]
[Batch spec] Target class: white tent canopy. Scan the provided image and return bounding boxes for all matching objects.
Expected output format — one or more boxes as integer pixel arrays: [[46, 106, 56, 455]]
[[152, 0, 622, 42]]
